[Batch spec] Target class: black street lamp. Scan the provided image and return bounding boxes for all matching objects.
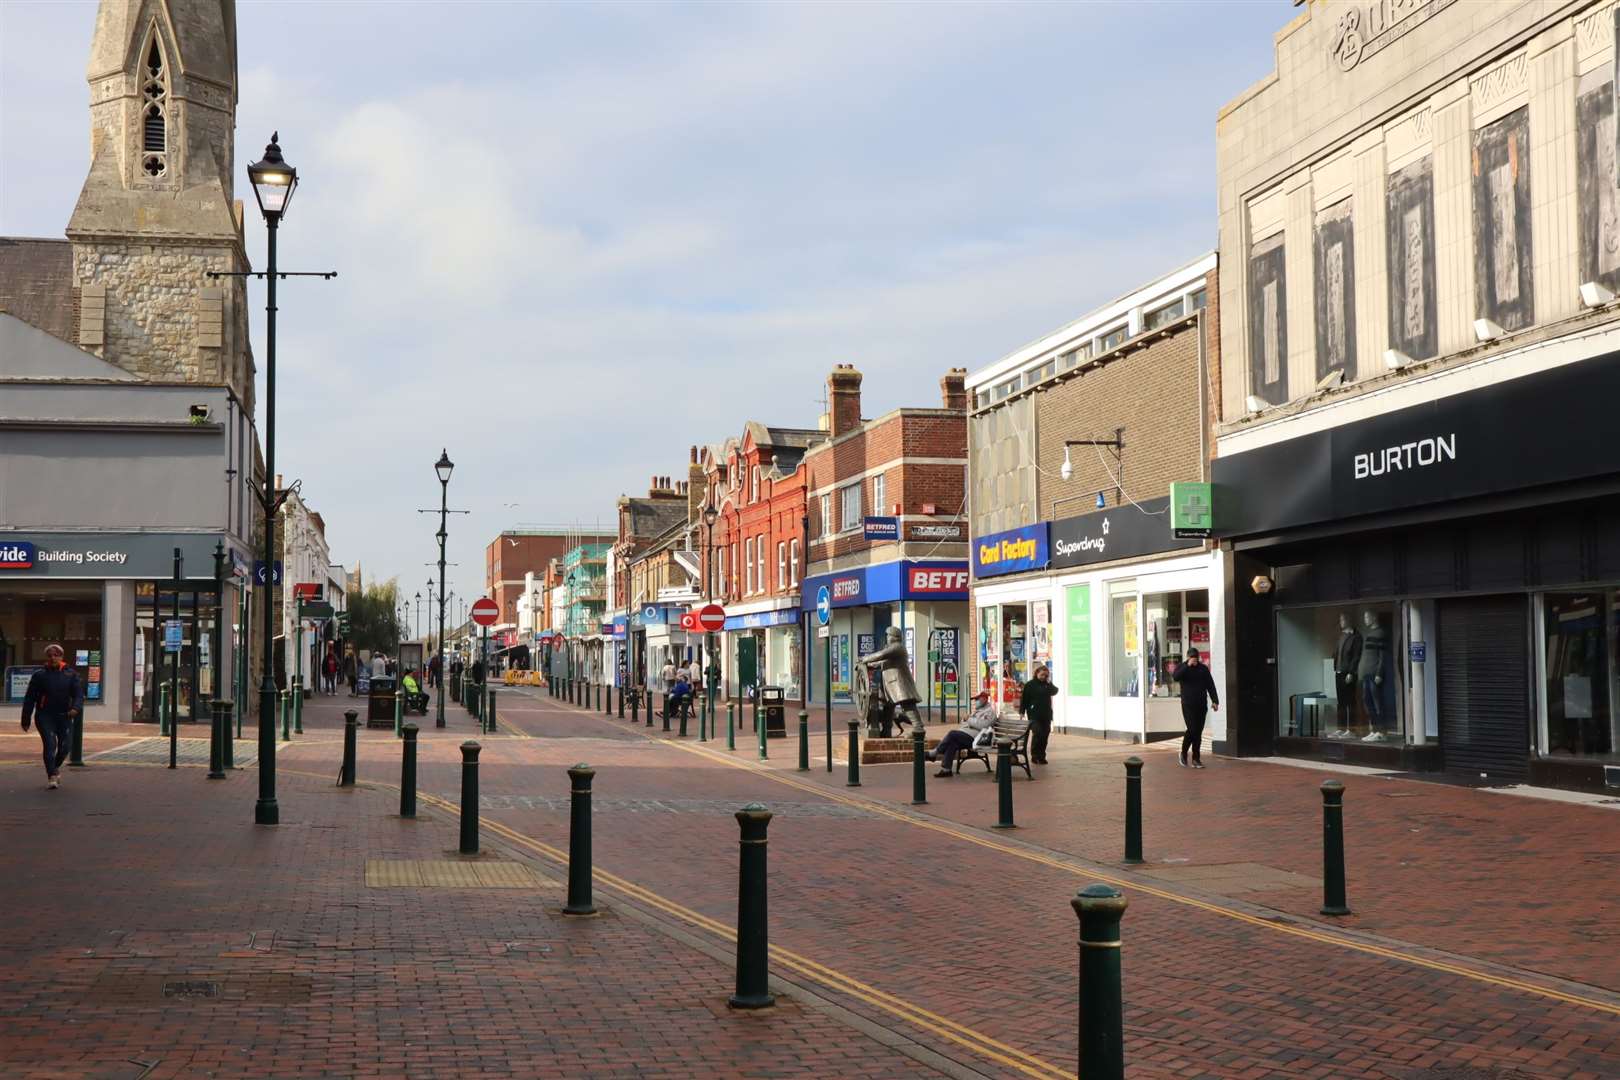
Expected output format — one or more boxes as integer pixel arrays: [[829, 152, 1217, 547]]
[[249, 134, 297, 827], [435, 449, 454, 729], [414, 591, 422, 640]]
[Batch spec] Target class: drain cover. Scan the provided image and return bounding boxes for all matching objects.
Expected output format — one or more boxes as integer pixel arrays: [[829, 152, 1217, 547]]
[[162, 980, 220, 999]]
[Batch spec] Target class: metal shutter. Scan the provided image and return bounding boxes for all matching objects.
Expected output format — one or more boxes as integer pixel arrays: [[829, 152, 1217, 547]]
[[1437, 595, 1530, 781]]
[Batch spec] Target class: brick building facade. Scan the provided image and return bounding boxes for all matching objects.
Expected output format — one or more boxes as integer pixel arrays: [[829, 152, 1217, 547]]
[[485, 529, 612, 633]]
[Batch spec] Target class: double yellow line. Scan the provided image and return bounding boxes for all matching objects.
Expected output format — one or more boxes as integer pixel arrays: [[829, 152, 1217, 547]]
[[415, 788, 1070, 1080], [669, 740, 1620, 1019]]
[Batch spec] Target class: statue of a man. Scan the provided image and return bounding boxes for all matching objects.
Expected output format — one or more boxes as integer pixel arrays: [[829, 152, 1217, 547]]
[[858, 626, 923, 736]]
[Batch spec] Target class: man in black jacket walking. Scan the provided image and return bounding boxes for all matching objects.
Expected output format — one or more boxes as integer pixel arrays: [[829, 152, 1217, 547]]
[[1018, 665, 1059, 765], [21, 643, 83, 789], [1171, 648, 1219, 768]]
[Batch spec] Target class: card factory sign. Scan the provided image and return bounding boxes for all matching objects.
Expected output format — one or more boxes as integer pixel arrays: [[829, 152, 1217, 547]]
[[1331, 0, 1456, 72]]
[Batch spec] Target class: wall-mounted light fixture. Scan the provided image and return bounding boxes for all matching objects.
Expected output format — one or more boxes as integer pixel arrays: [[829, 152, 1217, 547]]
[[1473, 317, 1505, 342], [1383, 349, 1413, 371], [1580, 281, 1615, 308]]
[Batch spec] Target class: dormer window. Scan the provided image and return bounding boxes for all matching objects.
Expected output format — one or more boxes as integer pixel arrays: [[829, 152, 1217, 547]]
[[141, 36, 168, 177]]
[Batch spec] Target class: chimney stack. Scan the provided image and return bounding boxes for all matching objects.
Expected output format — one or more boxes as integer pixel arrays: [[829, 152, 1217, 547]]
[[688, 446, 706, 523], [940, 367, 968, 412], [828, 364, 864, 438]]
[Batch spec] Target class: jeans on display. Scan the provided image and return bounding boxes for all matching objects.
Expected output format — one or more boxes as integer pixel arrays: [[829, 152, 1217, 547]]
[[1360, 675, 1384, 726], [35, 713, 72, 777], [1334, 672, 1356, 729], [1181, 704, 1207, 763]]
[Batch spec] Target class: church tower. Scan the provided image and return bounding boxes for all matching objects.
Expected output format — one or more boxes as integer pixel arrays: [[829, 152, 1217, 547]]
[[66, 0, 254, 411]]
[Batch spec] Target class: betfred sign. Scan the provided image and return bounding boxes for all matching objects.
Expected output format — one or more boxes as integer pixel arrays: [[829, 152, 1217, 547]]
[[292, 582, 323, 601], [907, 567, 968, 594], [0, 542, 36, 569], [830, 576, 862, 601]]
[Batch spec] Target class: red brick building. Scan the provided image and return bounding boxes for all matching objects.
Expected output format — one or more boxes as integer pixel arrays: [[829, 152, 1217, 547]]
[[485, 529, 612, 635], [800, 365, 970, 710]]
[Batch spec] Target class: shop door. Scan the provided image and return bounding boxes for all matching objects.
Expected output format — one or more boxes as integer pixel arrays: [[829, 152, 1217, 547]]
[[1437, 595, 1530, 781], [737, 636, 758, 693]]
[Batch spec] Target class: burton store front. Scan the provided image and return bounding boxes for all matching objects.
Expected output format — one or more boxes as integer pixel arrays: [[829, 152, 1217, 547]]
[[1215, 341, 1620, 792], [0, 533, 247, 725], [801, 560, 970, 714], [972, 506, 1222, 744]]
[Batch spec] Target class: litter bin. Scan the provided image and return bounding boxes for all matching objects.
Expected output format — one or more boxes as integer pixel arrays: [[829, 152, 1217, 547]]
[[367, 676, 397, 729], [761, 685, 787, 738]]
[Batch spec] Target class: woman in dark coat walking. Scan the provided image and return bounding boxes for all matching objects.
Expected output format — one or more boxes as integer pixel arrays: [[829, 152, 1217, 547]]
[[1018, 665, 1059, 765]]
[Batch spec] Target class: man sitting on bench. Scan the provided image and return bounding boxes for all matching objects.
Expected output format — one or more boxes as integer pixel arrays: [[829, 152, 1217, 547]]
[[926, 690, 998, 777]]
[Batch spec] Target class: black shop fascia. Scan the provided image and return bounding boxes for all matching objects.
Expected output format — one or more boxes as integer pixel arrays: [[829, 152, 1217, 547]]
[[1213, 351, 1620, 793]]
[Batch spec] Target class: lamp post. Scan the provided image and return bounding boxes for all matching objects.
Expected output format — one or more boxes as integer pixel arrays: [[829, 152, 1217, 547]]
[[414, 591, 422, 640], [703, 505, 720, 719], [434, 450, 454, 729], [250, 134, 297, 827]]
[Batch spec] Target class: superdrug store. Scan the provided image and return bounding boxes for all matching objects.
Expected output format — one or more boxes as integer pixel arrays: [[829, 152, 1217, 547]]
[[1214, 345, 1620, 793]]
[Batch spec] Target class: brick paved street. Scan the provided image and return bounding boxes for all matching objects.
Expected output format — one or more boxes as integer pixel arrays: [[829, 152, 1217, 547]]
[[4, 689, 1619, 1078]]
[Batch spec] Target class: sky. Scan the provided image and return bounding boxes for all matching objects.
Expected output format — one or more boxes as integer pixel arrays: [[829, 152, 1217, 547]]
[[0, 0, 1285, 613]]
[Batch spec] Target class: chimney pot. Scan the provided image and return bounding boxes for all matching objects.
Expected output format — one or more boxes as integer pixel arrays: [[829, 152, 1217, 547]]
[[827, 364, 864, 438]]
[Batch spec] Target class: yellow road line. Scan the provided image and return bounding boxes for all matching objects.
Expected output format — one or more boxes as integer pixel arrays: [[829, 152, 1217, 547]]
[[413, 789, 1069, 1080], [667, 740, 1620, 1019]]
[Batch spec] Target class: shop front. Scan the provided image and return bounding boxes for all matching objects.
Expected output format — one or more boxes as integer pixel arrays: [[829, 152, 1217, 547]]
[[0, 532, 247, 725], [972, 506, 1222, 744], [720, 601, 801, 703], [1215, 339, 1620, 791], [633, 603, 691, 687], [801, 560, 970, 712]]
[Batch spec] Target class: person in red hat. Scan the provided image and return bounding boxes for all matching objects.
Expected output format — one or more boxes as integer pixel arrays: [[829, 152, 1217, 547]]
[[926, 689, 998, 777]]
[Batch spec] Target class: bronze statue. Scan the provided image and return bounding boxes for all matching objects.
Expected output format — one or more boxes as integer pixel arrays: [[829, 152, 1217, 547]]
[[856, 627, 923, 737]]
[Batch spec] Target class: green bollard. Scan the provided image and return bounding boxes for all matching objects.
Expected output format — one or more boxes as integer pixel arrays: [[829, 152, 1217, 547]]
[[159, 686, 170, 736], [617, 685, 625, 719], [728, 802, 775, 1010], [293, 684, 303, 735], [1320, 780, 1350, 915], [564, 764, 597, 916], [1072, 884, 1128, 1079], [486, 688, 497, 733], [727, 703, 735, 751], [699, 695, 707, 742], [69, 706, 86, 768], [281, 691, 291, 742], [758, 701, 767, 760], [911, 725, 927, 805], [400, 723, 418, 818], [459, 741, 481, 855], [797, 711, 809, 771], [207, 700, 226, 779], [340, 709, 358, 787], [1123, 756, 1144, 864], [994, 738, 1015, 828], [846, 719, 861, 787], [394, 684, 403, 737]]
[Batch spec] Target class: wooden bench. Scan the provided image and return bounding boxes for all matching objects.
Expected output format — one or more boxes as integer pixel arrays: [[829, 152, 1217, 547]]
[[950, 715, 1033, 779]]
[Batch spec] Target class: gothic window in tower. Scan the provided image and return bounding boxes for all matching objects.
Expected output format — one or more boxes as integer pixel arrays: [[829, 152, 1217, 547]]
[[141, 37, 168, 177]]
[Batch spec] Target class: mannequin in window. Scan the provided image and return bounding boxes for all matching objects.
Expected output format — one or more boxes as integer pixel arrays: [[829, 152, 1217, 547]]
[[1358, 610, 1389, 740], [1332, 613, 1361, 738]]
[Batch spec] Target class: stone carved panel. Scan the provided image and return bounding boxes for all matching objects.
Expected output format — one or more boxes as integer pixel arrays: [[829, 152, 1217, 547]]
[[1471, 106, 1534, 332], [1248, 234, 1288, 405], [1577, 76, 1620, 291], [1386, 156, 1438, 361], [1470, 53, 1529, 121], [1313, 200, 1357, 381], [1385, 107, 1432, 170]]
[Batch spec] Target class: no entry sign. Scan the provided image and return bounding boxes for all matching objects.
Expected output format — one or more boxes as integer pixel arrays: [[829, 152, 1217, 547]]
[[470, 597, 500, 627], [696, 603, 726, 632]]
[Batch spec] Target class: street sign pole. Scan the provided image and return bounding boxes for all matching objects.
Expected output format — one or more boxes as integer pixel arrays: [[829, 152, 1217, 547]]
[[169, 548, 182, 770]]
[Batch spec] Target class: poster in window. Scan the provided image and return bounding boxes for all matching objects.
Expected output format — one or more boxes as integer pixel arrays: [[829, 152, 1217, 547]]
[[1189, 617, 1210, 653], [1065, 586, 1092, 697], [1472, 107, 1533, 332], [1386, 156, 1438, 361], [1313, 201, 1356, 380], [1248, 233, 1288, 405], [1122, 599, 1140, 658], [1030, 600, 1051, 663], [832, 634, 851, 703], [1577, 75, 1620, 293]]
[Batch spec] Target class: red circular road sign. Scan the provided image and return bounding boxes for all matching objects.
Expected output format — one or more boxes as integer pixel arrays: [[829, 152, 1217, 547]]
[[470, 597, 500, 627], [696, 603, 726, 632]]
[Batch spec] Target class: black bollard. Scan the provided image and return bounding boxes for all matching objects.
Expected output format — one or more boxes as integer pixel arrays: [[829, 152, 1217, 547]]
[[846, 719, 861, 787], [459, 741, 481, 855], [486, 688, 497, 733], [400, 723, 418, 818], [617, 685, 625, 719], [220, 700, 236, 770], [679, 695, 688, 738], [728, 802, 775, 1010], [207, 700, 226, 779], [631, 687, 640, 724], [340, 709, 358, 786], [1123, 756, 1144, 864], [797, 711, 809, 771], [663, 692, 671, 733], [1320, 780, 1350, 915], [564, 764, 597, 916], [912, 725, 928, 805], [994, 737, 1015, 828], [1072, 884, 1128, 1079]]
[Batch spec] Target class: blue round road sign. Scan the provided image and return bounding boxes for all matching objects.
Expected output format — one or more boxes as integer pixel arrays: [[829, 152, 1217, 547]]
[[815, 586, 832, 626]]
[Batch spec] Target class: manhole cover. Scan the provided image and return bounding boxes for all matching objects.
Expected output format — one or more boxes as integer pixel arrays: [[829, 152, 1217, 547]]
[[162, 980, 219, 999]]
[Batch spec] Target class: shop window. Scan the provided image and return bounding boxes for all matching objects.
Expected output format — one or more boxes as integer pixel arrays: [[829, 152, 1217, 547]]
[[1140, 589, 1211, 699], [872, 473, 886, 517], [0, 583, 104, 705], [789, 539, 799, 587], [1541, 591, 1619, 761], [745, 538, 754, 594], [1276, 605, 1401, 741], [819, 493, 831, 538], [777, 541, 787, 590], [1109, 592, 1141, 697]]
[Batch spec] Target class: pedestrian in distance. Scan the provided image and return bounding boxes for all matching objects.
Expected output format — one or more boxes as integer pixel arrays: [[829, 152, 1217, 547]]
[[322, 645, 339, 695], [926, 689, 997, 776], [660, 659, 676, 692], [428, 652, 443, 689], [20, 643, 82, 789], [371, 652, 387, 678], [1018, 665, 1059, 765], [1171, 647, 1220, 768], [342, 648, 358, 697]]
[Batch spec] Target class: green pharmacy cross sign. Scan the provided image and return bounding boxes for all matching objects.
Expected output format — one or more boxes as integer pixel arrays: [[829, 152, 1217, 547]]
[[1170, 482, 1213, 539]]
